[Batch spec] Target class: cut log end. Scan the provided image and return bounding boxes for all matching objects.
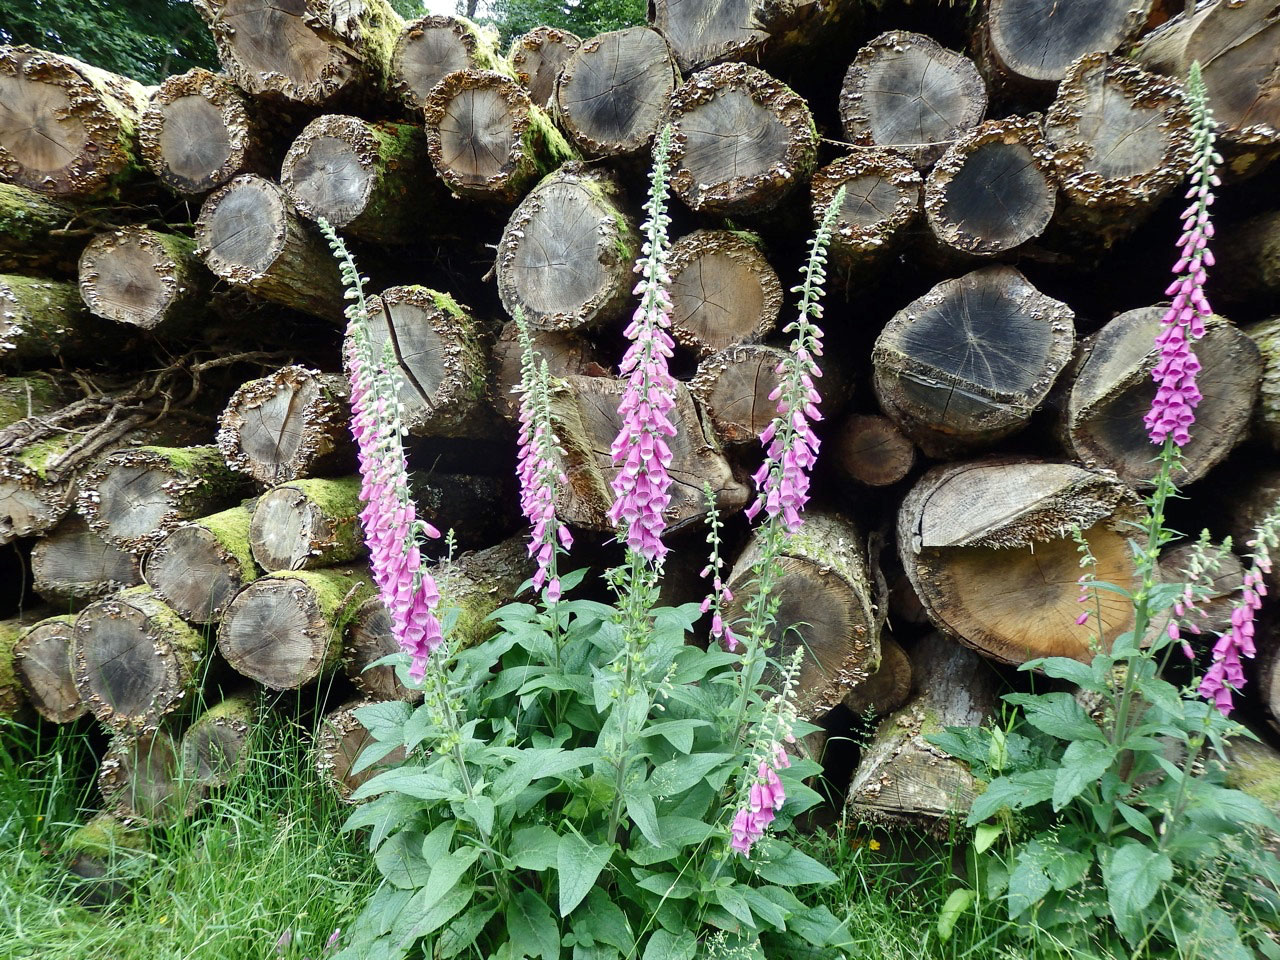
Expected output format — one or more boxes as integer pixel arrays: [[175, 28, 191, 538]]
[[181, 693, 256, 789], [812, 151, 922, 262], [100, 728, 205, 823], [666, 230, 782, 356], [14, 615, 86, 723], [316, 699, 409, 801], [31, 515, 141, 606], [649, 0, 769, 73], [833, 414, 918, 488], [492, 321, 599, 421], [689, 343, 788, 446], [145, 505, 257, 623], [508, 26, 581, 108], [282, 114, 390, 227], [249, 476, 364, 572], [78, 227, 207, 331], [391, 15, 499, 113], [985, 0, 1152, 85], [346, 596, 423, 703], [139, 68, 254, 194]]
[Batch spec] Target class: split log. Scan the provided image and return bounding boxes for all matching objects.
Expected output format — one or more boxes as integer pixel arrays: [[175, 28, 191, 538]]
[[62, 814, 149, 900], [78, 445, 253, 554], [217, 568, 373, 690], [424, 69, 573, 203], [842, 636, 913, 719], [1, 274, 113, 366], [666, 230, 782, 357], [1218, 212, 1280, 305], [316, 698, 408, 801], [99, 727, 205, 823], [898, 459, 1144, 665], [345, 597, 421, 704], [1, 609, 48, 718], [0, 45, 148, 197], [217, 365, 354, 486], [554, 27, 679, 158], [1248, 315, 1280, 449], [13, 614, 85, 723], [0, 183, 78, 271], [668, 63, 818, 217], [0, 372, 66, 427], [811, 151, 921, 267], [194, 0, 403, 107], [195, 174, 346, 322], [495, 163, 638, 332], [979, 0, 1152, 88], [839, 31, 987, 168], [491, 321, 599, 421], [180, 692, 256, 789], [138, 68, 266, 195], [145, 504, 258, 623], [924, 117, 1058, 256], [845, 632, 999, 831], [359, 285, 496, 438], [832, 414, 918, 488], [282, 115, 447, 245], [72, 586, 207, 733], [548, 374, 750, 533], [1044, 53, 1194, 244], [723, 511, 879, 720], [689, 343, 789, 446], [872, 266, 1075, 457], [508, 26, 580, 109], [78, 227, 211, 333], [390, 15, 503, 114], [249, 476, 363, 572], [1060, 307, 1262, 488], [31, 515, 142, 607]]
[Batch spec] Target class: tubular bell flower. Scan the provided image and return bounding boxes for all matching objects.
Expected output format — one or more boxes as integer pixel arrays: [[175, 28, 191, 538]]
[[729, 651, 801, 857]]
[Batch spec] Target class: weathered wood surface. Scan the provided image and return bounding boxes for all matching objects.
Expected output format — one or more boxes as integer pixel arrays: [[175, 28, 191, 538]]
[[31, 515, 142, 607], [390, 15, 503, 114], [666, 230, 781, 356], [0, 183, 79, 271], [145, 503, 258, 623], [14, 614, 89, 723], [1247, 315, 1280, 450], [690, 343, 790, 447], [0, 274, 112, 366], [812, 150, 921, 266], [181, 692, 256, 789], [832, 414, 918, 488], [79, 227, 211, 333], [99, 726, 205, 823], [491, 321, 599, 421], [508, 26, 580, 108], [315, 698, 408, 801], [249, 476, 363, 572]]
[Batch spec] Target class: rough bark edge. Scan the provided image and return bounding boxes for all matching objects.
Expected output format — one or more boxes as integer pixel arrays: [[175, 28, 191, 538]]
[[138, 68, 257, 194], [665, 229, 783, 356], [811, 151, 922, 259]]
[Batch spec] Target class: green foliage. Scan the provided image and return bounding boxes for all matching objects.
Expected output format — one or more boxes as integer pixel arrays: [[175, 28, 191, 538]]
[[479, 0, 647, 43], [0, 0, 216, 84]]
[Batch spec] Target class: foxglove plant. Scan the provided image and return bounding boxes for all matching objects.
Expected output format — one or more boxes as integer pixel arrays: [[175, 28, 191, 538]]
[[699, 483, 737, 652]]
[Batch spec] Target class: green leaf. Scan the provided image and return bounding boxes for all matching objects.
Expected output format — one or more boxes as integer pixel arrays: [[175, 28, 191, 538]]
[[1004, 692, 1105, 742], [785, 905, 845, 947], [421, 821, 456, 864], [1026, 656, 1106, 691], [1007, 841, 1054, 919], [635, 871, 696, 899], [974, 823, 1002, 855], [353, 701, 412, 741], [374, 830, 431, 889], [406, 884, 473, 939], [463, 795, 495, 835], [1101, 843, 1173, 942], [1135, 676, 1183, 716], [510, 889, 561, 960], [1115, 801, 1158, 841], [625, 791, 663, 847], [438, 903, 498, 958], [740, 887, 789, 929], [641, 753, 735, 797], [557, 832, 614, 917], [421, 846, 481, 913], [640, 929, 697, 960], [492, 748, 598, 806], [510, 825, 561, 871], [714, 884, 755, 927], [966, 770, 1057, 824], [342, 794, 419, 850], [350, 766, 458, 803], [639, 719, 710, 753], [351, 738, 403, 775], [581, 888, 635, 952], [937, 888, 975, 942], [1053, 739, 1116, 810], [751, 840, 838, 886]]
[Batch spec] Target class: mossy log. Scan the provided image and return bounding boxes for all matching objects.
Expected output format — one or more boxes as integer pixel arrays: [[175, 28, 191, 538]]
[[872, 266, 1075, 458], [1247, 315, 1280, 450], [832, 414, 918, 488], [0, 183, 78, 272], [689, 343, 790, 447], [217, 365, 354, 486], [13, 614, 86, 723], [842, 636, 913, 719], [491, 320, 599, 421], [811, 151, 922, 268], [78, 227, 212, 333], [496, 163, 638, 332], [78, 445, 253, 554], [1, 608, 48, 719], [145, 503, 258, 623], [99, 726, 205, 823], [898, 459, 1144, 666], [667, 63, 818, 217], [508, 26, 580, 109], [316, 698, 408, 801], [723, 511, 879, 720], [72, 586, 207, 734], [217, 568, 373, 690], [1218, 212, 1280, 305], [0, 45, 148, 197], [62, 813, 149, 900], [180, 692, 256, 789], [845, 632, 999, 832], [195, 174, 346, 322], [0, 372, 66, 428], [839, 31, 987, 168], [0, 274, 118, 367], [1060, 307, 1261, 488], [390, 15, 504, 114], [249, 476, 364, 572], [31, 515, 142, 607], [666, 230, 782, 357]]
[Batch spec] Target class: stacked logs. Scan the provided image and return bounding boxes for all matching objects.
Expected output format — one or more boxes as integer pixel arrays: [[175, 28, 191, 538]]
[[1, 0, 1279, 855]]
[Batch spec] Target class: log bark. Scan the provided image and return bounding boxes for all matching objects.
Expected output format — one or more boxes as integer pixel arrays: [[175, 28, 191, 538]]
[[0, 608, 47, 719], [424, 69, 573, 203], [78, 226, 212, 333], [1060, 307, 1261, 488], [217, 568, 373, 689], [0, 274, 116, 366], [138, 68, 267, 195], [78, 444, 253, 554], [0, 45, 148, 197], [548, 374, 750, 533], [315, 698, 408, 801], [389, 15, 504, 114], [689, 343, 790, 446], [62, 813, 149, 900], [14, 614, 88, 723], [180, 692, 256, 789], [924, 117, 1058, 256], [872, 266, 1075, 457], [1218, 212, 1280, 304], [898, 459, 1144, 665], [194, 0, 404, 107], [723, 511, 879, 720], [1248, 315, 1280, 450], [845, 632, 999, 831], [0, 183, 78, 272], [554, 27, 679, 158], [249, 476, 363, 572], [145, 503, 258, 623], [832, 414, 918, 488], [217, 365, 355, 485], [72, 586, 207, 733], [359, 285, 496, 438], [345, 597, 422, 704], [668, 63, 818, 217], [496, 163, 639, 332], [842, 635, 913, 719], [666, 229, 782, 357], [31, 515, 142, 607], [491, 320, 599, 421], [195, 174, 346, 322], [839, 31, 987, 168], [282, 114, 448, 244], [99, 726, 205, 823], [812, 151, 922, 267], [508, 26, 580, 109]]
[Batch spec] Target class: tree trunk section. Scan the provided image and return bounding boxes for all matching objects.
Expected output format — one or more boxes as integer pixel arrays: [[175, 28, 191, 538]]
[[0, 274, 116, 367], [72, 586, 207, 733], [435, 534, 532, 649], [840, 31, 987, 168], [0, 183, 78, 272], [668, 63, 818, 217], [217, 568, 373, 690], [14, 614, 87, 723], [812, 150, 922, 268], [0, 608, 47, 719], [0, 372, 66, 428], [496, 163, 638, 332], [0, 45, 148, 197], [145, 503, 258, 623], [689, 343, 790, 446], [31, 515, 142, 607], [666, 229, 782, 356], [899, 458, 1144, 665], [491, 320, 600, 421], [832, 414, 918, 488], [508, 26, 580, 109], [555, 27, 679, 158], [217, 364, 355, 485], [648, 0, 770, 72], [845, 632, 999, 831], [873, 265, 1075, 457], [315, 698, 408, 801], [842, 635, 913, 719], [195, 174, 346, 322], [1217, 211, 1280, 304], [345, 596, 423, 704], [390, 14, 504, 114], [249, 476, 364, 572], [1247, 315, 1280, 450], [180, 692, 256, 789], [1060, 307, 1261, 488], [99, 726, 205, 823], [78, 226, 212, 333]]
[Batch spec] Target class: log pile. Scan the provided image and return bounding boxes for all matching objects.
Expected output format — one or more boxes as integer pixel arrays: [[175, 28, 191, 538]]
[[2, 0, 1279, 847]]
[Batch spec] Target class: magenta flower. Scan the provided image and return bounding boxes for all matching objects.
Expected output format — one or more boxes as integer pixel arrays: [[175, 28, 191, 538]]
[[1199, 563, 1269, 715], [730, 751, 791, 856]]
